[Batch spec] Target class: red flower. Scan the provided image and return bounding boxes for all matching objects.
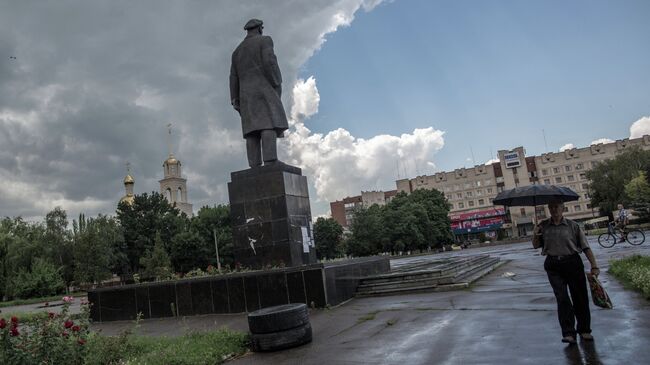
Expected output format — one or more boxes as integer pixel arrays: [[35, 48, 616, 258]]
[[10, 316, 18, 324], [77, 338, 86, 345], [72, 325, 81, 332], [64, 320, 74, 329], [62, 331, 69, 338], [10, 327, 19, 337], [0, 318, 6, 329]]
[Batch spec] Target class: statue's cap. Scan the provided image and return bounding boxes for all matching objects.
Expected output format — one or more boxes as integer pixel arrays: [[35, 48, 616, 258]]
[[244, 19, 263, 30]]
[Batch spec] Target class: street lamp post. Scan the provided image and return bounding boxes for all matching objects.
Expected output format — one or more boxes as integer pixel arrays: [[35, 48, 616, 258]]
[[213, 228, 222, 273]]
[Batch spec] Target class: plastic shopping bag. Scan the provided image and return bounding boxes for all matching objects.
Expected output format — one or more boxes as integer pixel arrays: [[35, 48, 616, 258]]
[[587, 273, 613, 309]]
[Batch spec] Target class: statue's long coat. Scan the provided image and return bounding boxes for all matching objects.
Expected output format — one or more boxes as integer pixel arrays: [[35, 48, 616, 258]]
[[230, 34, 288, 138]]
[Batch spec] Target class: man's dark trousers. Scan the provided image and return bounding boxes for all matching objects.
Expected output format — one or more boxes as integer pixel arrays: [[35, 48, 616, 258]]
[[544, 254, 591, 337]]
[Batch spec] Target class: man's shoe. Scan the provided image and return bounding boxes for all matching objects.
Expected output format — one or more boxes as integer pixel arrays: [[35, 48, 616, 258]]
[[580, 333, 594, 341], [562, 336, 577, 344]]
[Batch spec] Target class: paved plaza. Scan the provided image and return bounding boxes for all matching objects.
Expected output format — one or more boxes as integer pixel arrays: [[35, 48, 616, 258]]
[[88, 238, 650, 364]]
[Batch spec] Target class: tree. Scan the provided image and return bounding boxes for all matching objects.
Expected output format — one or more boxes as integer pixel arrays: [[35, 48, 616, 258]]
[[72, 214, 122, 285], [140, 232, 173, 280], [313, 217, 343, 260], [190, 205, 234, 268], [408, 189, 454, 248], [169, 230, 209, 273], [346, 205, 385, 257], [624, 171, 650, 222], [586, 146, 650, 215], [117, 192, 188, 274], [44, 207, 74, 289]]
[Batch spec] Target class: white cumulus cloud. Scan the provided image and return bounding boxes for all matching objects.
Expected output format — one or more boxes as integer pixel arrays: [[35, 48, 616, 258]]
[[590, 138, 615, 145], [559, 143, 575, 152], [484, 158, 500, 165], [630, 116, 650, 139], [281, 77, 445, 204]]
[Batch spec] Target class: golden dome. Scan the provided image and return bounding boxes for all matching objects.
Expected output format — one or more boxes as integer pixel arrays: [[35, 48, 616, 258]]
[[165, 154, 179, 165], [119, 194, 135, 205], [123, 174, 134, 184]]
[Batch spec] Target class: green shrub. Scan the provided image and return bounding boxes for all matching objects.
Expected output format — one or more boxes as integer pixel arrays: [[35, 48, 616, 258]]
[[9, 258, 65, 299], [0, 298, 91, 365], [609, 255, 650, 299]]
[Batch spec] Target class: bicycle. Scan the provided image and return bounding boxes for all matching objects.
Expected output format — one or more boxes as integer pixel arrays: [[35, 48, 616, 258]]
[[597, 222, 645, 248]]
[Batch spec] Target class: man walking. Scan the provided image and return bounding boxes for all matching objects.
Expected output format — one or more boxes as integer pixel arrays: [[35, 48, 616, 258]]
[[230, 18, 288, 168], [533, 201, 600, 344]]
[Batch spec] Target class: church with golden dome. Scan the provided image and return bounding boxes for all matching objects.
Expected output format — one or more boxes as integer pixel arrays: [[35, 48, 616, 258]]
[[118, 125, 193, 216], [119, 163, 135, 206]]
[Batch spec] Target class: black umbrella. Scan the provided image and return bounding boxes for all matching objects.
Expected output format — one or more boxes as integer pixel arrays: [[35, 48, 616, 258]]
[[493, 185, 579, 207]]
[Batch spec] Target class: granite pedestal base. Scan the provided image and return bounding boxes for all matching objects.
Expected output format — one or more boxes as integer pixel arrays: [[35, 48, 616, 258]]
[[87, 256, 390, 322], [228, 162, 317, 269]]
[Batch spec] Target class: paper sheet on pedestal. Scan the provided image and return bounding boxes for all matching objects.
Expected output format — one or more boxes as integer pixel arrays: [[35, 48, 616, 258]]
[[308, 221, 315, 247], [301, 226, 310, 253]]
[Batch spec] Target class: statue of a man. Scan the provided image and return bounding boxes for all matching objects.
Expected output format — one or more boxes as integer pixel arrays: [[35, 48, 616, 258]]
[[230, 19, 288, 168]]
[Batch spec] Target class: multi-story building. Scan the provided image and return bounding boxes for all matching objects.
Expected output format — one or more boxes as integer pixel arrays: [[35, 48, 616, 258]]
[[332, 135, 650, 239], [330, 190, 397, 228]]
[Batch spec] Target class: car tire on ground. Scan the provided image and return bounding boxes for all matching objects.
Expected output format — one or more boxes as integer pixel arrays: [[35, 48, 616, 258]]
[[250, 322, 313, 352], [248, 303, 310, 334]]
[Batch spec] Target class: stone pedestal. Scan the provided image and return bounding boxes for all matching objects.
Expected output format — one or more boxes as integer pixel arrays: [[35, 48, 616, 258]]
[[228, 162, 317, 269]]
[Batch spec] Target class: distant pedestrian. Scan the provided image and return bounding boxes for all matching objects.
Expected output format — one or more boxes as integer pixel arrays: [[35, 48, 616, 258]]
[[615, 203, 629, 242], [533, 201, 600, 344]]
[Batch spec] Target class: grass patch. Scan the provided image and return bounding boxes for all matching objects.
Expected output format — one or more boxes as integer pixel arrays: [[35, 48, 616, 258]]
[[357, 311, 378, 323], [84, 329, 249, 365], [609, 255, 650, 300], [0, 292, 86, 308]]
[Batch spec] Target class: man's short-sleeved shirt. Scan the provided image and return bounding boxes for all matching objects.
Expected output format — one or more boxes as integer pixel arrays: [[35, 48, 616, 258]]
[[540, 217, 590, 256], [619, 209, 628, 221]]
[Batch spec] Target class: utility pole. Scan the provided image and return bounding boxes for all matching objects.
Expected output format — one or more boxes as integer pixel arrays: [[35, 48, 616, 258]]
[[213, 228, 221, 273]]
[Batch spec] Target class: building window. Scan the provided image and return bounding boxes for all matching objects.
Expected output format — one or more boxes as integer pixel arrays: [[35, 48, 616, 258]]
[[579, 173, 586, 180], [485, 179, 492, 185], [567, 175, 575, 182], [586, 203, 592, 209], [584, 193, 590, 200], [478, 199, 485, 206], [591, 161, 598, 168], [476, 190, 483, 196], [553, 167, 560, 174], [542, 169, 548, 176], [582, 183, 589, 190], [459, 202, 464, 209], [464, 183, 471, 189], [574, 205, 581, 212], [497, 186, 504, 192], [565, 165, 572, 172], [563, 206, 569, 212], [466, 191, 473, 197], [555, 177, 562, 183], [520, 208, 526, 216], [487, 187, 493, 194], [456, 193, 463, 199], [544, 179, 551, 185], [449, 203, 454, 210], [576, 163, 583, 170], [468, 200, 475, 207], [488, 198, 493, 204], [477, 181, 482, 187]]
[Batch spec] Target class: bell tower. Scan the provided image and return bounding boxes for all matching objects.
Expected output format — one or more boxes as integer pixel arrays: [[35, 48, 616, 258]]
[[119, 162, 135, 206], [159, 124, 193, 216]]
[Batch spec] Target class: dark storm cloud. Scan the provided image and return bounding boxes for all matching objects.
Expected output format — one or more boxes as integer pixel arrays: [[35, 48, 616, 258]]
[[0, 0, 382, 219]]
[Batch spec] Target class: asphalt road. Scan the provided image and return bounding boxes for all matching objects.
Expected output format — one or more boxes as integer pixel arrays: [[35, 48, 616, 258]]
[[82, 237, 650, 364]]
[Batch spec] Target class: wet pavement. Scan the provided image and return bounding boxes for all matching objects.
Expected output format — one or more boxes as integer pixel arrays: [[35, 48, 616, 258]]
[[91, 238, 650, 365]]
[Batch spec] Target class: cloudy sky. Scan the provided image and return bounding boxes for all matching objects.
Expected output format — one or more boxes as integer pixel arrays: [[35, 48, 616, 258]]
[[1, 0, 649, 220]]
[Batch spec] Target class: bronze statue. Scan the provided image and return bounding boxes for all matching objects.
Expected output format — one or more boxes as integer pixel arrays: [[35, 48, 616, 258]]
[[230, 19, 288, 167]]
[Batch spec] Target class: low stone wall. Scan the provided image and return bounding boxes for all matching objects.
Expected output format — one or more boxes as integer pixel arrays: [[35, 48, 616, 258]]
[[88, 256, 389, 322]]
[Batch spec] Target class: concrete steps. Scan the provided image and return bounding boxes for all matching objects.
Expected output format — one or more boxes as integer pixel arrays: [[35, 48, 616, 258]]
[[355, 255, 504, 297]]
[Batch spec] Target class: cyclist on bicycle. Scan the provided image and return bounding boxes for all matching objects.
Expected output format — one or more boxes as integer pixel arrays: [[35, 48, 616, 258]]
[[615, 203, 629, 243]]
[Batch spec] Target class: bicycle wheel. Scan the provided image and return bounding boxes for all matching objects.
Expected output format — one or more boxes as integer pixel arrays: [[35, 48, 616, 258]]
[[626, 230, 645, 245], [598, 233, 617, 248]]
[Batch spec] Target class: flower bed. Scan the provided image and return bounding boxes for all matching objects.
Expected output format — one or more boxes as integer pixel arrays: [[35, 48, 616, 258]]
[[0, 296, 248, 364], [609, 254, 650, 299]]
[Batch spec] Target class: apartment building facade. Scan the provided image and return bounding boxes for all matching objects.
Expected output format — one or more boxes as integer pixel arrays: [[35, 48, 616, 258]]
[[330, 190, 397, 228], [331, 135, 650, 239]]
